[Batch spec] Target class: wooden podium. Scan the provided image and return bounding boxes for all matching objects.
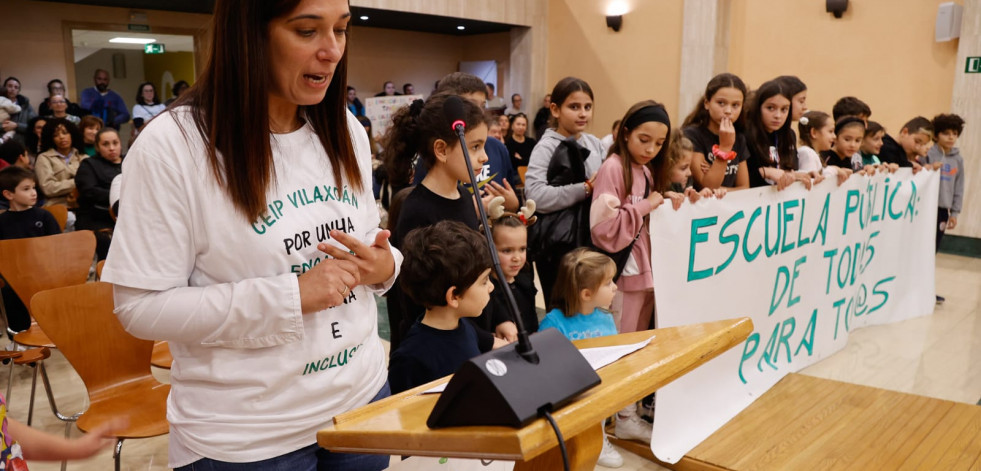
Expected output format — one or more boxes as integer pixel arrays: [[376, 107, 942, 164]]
[[318, 317, 753, 470]]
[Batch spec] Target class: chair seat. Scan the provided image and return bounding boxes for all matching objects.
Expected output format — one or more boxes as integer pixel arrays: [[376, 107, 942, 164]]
[[76, 378, 171, 439], [13, 347, 50, 365], [151, 341, 173, 369], [13, 323, 55, 348]]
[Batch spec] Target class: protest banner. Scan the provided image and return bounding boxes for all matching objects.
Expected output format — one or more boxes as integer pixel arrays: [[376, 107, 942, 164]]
[[365, 94, 423, 141], [648, 169, 940, 463]]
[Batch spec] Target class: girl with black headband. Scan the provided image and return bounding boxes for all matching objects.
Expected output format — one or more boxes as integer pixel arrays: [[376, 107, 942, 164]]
[[590, 100, 669, 335], [590, 100, 671, 447], [822, 116, 866, 171]]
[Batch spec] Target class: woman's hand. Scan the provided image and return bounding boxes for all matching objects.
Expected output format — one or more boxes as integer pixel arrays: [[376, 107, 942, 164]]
[[495, 321, 518, 343], [298, 257, 361, 314], [1, 120, 16, 133], [718, 117, 735, 152], [664, 191, 685, 210], [318, 229, 396, 287]]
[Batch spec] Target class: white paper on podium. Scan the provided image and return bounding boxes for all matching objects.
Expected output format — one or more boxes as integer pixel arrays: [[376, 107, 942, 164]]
[[422, 336, 654, 394]]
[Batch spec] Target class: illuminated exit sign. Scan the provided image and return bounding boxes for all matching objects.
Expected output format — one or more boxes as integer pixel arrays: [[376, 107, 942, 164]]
[[145, 43, 165, 54], [966, 57, 981, 73]]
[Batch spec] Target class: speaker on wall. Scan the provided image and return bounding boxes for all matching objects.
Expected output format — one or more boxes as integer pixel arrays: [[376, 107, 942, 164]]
[[936, 2, 963, 42], [826, 0, 848, 19]]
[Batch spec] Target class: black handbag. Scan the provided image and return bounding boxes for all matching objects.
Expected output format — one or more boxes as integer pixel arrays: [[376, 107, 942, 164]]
[[592, 176, 650, 281], [528, 137, 592, 259]]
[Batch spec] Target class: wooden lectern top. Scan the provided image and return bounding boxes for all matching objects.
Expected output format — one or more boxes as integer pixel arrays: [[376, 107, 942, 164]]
[[317, 317, 753, 463]]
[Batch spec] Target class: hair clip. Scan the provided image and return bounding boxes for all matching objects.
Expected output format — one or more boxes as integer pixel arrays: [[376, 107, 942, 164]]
[[799, 116, 809, 126]]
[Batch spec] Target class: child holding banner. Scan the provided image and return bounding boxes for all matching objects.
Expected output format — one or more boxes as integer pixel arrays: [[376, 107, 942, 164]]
[[797, 111, 854, 185], [743, 79, 810, 190], [653, 130, 726, 208], [683, 74, 752, 191], [589, 101, 669, 334]]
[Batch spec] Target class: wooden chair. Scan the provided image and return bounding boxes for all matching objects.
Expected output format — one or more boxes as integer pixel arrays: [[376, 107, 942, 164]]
[[96, 260, 105, 279], [151, 341, 173, 369], [31, 282, 169, 471], [42, 204, 68, 231], [0, 231, 95, 425]]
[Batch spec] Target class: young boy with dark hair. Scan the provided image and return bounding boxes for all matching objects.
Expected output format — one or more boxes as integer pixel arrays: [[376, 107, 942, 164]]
[[925, 113, 966, 303], [388, 220, 496, 393], [878, 116, 933, 168], [0, 166, 61, 338], [832, 96, 872, 123]]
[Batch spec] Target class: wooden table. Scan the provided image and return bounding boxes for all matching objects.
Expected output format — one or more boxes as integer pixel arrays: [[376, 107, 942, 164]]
[[612, 373, 981, 470], [318, 317, 753, 471]]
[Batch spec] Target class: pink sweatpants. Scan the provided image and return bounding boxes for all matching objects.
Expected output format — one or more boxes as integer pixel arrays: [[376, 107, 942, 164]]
[[618, 288, 655, 333]]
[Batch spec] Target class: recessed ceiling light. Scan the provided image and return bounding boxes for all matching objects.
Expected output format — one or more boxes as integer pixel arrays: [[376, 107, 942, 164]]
[[109, 37, 156, 44], [360, 15, 369, 20], [457, 25, 466, 30]]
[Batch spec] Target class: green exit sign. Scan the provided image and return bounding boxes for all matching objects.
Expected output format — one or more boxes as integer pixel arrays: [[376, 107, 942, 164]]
[[144, 43, 165, 54], [967, 56, 981, 73]]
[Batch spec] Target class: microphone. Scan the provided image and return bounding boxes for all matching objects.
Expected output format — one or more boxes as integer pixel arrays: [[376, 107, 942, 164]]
[[442, 95, 537, 363], [427, 96, 600, 429]]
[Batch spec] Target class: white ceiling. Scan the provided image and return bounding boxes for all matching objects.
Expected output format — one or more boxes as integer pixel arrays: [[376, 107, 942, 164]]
[[72, 30, 194, 62]]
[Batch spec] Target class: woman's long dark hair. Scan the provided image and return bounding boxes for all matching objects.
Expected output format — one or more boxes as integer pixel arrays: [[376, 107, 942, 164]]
[[174, 0, 359, 221], [744, 79, 797, 171]]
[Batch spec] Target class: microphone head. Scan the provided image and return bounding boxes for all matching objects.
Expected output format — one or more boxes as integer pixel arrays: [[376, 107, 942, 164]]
[[443, 95, 467, 132]]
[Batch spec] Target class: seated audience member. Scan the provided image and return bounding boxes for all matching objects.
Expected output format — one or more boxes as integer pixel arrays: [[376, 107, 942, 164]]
[[25, 117, 46, 159], [79, 69, 130, 130], [75, 128, 122, 260], [2, 77, 37, 145], [346, 86, 365, 116], [0, 94, 22, 144], [487, 115, 504, 142], [35, 118, 85, 207], [44, 95, 80, 125], [485, 82, 506, 111], [132, 82, 166, 137], [38, 79, 87, 118], [375, 81, 399, 97], [498, 114, 510, 137], [79, 115, 104, 157], [402, 83, 415, 95], [0, 140, 44, 210], [0, 166, 61, 337], [533, 93, 551, 139], [879, 117, 932, 168], [165, 80, 190, 106], [388, 220, 496, 394], [505, 93, 523, 116]]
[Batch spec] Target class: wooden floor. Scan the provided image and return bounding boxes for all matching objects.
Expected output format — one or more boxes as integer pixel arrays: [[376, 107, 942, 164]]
[[683, 373, 981, 470], [4, 253, 978, 470]]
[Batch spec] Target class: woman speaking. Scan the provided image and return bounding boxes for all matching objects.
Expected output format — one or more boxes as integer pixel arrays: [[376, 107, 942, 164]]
[[102, 1, 400, 469]]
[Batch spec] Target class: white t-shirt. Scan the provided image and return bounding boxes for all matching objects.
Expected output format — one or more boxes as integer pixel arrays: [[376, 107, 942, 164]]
[[797, 145, 823, 174], [102, 107, 400, 466], [132, 103, 166, 123]]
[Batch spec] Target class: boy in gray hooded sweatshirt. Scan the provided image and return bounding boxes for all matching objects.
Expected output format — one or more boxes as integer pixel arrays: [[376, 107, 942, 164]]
[[924, 113, 966, 304]]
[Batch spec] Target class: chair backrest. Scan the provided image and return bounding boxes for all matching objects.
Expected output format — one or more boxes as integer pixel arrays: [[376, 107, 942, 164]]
[[42, 204, 68, 231], [518, 166, 528, 185], [30, 282, 154, 397], [96, 260, 105, 279], [0, 231, 95, 309]]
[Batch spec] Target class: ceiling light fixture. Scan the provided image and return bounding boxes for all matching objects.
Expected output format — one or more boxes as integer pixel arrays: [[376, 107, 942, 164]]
[[109, 37, 156, 44]]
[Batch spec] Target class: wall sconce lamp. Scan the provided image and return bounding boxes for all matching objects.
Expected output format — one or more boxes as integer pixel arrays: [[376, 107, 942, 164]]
[[606, 15, 623, 32], [826, 0, 848, 19]]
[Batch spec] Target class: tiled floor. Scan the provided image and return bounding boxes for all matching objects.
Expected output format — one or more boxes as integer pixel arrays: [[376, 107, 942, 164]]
[[7, 253, 979, 470]]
